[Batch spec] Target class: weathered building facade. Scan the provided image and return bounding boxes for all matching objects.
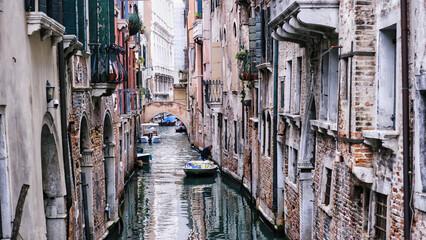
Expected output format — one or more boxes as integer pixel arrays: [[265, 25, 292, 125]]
[[0, 0, 142, 239], [187, 0, 426, 239]]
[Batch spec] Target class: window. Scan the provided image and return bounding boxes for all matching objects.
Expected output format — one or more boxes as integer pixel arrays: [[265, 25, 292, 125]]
[[284, 61, 292, 113], [267, 113, 272, 156], [224, 119, 228, 151], [280, 80, 284, 108], [234, 121, 237, 154], [295, 57, 302, 114], [233, 22, 237, 38], [262, 113, 266, 154], [340, 58, 349, 101], [323, 168, 332, 206], [0, 109, 12, 239], [377, 26, 396, 129], [320, 48, 338, 122], [287, 146, 298, 182], [39, 0, 60, 21], [374, 193, 388, 239]]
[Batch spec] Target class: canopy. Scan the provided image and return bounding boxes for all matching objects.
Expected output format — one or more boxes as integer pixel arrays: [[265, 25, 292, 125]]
[[162, 116, 176, 123]]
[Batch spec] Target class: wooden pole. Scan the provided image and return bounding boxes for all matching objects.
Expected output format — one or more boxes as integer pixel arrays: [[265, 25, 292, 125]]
[[11, 184, 30, 240]]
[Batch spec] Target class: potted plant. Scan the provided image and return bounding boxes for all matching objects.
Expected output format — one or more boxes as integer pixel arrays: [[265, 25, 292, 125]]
[[140, 20, 146, 34], [235, 50, 247, 61], [195, 12, 202, 19], [139, 57, 145, 64]]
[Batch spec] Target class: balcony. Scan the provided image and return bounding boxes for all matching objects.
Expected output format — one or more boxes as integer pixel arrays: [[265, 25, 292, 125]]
[[193, 19, 203, 44], [237, 50, 259, 81], [90, 44, 127, 97], [27, 12, 65, 45], [204, 80, 223, 105], [269, 0, 339, 45]]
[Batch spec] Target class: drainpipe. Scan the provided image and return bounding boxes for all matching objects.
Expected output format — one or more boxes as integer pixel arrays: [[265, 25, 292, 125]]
[[57, 1, 73, 237], [272, 39, 278, 211], [401, 0, 411, 238]]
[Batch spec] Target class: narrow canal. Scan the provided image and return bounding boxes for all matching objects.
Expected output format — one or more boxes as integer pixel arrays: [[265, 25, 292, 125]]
[[116, 126, 283, 239]]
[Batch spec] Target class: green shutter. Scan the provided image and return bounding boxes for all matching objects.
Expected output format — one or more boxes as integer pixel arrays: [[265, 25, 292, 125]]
[[88, 0, 98, 43], [77, 0, 86, 48], [63, 0, 77, 35]]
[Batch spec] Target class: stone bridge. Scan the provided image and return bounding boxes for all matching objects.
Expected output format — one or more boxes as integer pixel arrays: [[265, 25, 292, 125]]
[[143, 101, 188, 127]]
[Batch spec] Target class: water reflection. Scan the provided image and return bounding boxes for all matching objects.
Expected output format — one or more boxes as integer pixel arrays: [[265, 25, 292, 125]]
[[118, 126, 283, 240]]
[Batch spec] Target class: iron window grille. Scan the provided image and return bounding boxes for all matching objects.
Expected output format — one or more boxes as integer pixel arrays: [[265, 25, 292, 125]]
[[324, 168, 332, 206], [375, 193, 388, 239]]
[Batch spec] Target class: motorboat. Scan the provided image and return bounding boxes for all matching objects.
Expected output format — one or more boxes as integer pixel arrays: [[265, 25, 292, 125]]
[[140, 123, 160, 143], [183, 160, 218, 176]]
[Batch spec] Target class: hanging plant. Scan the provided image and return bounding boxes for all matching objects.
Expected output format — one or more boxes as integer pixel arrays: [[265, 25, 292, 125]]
[[247, 81, 253, 90], [235, 49, 247, 61], [129, 13, 141, 36]]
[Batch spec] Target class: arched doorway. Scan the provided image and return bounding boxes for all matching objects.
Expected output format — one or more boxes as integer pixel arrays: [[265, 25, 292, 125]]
[[103, 113, 116, 221], [79, 115, 94, 240], [41, 122, 66, 239]]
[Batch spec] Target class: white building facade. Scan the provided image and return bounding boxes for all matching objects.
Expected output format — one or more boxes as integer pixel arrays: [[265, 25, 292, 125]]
[[151, 0, 175, 101]]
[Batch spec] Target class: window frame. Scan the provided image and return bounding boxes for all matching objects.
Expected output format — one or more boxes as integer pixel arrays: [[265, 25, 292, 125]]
[[373, 192, 388, 240]]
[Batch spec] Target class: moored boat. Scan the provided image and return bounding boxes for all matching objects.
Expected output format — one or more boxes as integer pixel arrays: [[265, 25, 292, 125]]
[[136, 147, 152, 167], [140, 123, 161, 143], [183, 160, 218, 176]]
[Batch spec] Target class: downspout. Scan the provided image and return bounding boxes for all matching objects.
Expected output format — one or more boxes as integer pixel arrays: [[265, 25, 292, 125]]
[[401, 0, 411, 238], [272, 39, 278, 211], [57, 0, 73, 237]]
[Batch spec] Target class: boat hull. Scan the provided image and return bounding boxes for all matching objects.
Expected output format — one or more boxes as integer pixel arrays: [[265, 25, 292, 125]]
[[140, 136, 160, 143], [183, 168, 217, 176], [183, 160, 218, 176]]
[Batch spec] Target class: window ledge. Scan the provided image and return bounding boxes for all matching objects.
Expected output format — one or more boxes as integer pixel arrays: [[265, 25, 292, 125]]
[[63, 35, 83, 56], [414, 193, 426, 212], [117, 18, 129, 39], [319, 203, 333, 218], [310, 120, 337, 137], [352, 166, 374, 183], [249, 117, 259, 123], [27, 12, 65, 45], [363, 130, 399, 152], [280, 112, 301, 128], [256, 62, 273, 73], [284, 177, 298, 192]]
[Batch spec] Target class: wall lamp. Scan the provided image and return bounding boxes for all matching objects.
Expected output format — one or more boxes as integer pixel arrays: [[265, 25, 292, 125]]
[[46, 81, 55, 103]]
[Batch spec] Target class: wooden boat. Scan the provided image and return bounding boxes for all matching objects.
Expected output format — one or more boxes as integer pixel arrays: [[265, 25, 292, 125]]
[[183, 160, 218, 176], [175, 122, 186, 132], [140, 123, 160, 143]]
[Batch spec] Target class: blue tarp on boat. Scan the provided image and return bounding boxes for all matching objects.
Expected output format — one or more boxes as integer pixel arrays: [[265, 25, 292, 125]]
[[162, 116, 176, 123]]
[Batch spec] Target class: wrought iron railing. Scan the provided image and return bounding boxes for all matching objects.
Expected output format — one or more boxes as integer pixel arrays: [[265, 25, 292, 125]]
[[238, 49, 258, 81], [204, 79, 222, 104], [89, 44, 127, 84]]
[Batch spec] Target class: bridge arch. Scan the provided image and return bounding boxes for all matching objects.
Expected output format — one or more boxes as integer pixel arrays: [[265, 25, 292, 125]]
[[143, 101, 188, 127]]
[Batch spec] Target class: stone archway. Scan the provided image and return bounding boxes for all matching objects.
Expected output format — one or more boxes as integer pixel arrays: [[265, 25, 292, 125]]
[[103, 112, 116, 221], [143, 101, 188, 127], [79, 115, 94, 240], [41, 117, 66, 239]]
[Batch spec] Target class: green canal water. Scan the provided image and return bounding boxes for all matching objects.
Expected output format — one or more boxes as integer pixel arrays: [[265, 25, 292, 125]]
[[115, 126, 284, 240]]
